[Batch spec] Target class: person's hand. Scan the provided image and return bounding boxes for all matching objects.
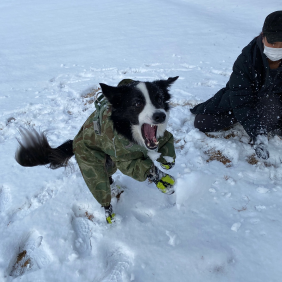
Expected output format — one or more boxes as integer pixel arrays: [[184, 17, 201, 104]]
[[147, 166, 175, 195], [254, 135, 269, 160], [254, 144, 269, 160]]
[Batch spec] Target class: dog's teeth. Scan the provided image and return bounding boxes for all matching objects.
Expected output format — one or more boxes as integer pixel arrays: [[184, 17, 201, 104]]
[[155, 141, 159, 145]]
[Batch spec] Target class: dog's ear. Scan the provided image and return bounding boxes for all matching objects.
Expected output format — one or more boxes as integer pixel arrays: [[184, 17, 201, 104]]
[[154, 76, 179, 90], [99, 83, 122, 108]]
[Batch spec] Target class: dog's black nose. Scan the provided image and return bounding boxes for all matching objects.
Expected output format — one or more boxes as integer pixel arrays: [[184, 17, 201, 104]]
[[153, 112, 166, 124]]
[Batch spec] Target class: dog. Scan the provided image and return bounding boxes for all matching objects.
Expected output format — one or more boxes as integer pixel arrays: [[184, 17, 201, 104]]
[[15, 77, 178, 223]]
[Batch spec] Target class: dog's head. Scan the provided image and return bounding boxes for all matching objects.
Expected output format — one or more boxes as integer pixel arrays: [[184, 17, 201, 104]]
[[100, 77, 178, 150]]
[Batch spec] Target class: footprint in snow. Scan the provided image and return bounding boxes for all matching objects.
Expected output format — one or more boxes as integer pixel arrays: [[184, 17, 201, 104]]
[[8, 230, 52, 278], [99, 247, 132, 282], [196, 243, 235, 275], [0, 185, 11, 213], [71, 204, 95, 257], [10, 184, 60, 222], [256, 187, 269, 194], [132, 208, 154, 223]]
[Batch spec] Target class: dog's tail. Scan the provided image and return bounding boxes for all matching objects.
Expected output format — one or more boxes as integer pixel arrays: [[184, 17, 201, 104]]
[[15, 128, 74, 169]]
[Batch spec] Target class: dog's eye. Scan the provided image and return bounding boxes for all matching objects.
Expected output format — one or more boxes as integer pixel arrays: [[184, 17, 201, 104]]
[[135, 101, 143, 108], [157, 97, 162, 104]]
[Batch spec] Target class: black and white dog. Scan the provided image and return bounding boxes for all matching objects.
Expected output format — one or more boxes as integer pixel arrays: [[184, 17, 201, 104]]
[[16, 77, 179, 168], [15, 77, 179, 222]]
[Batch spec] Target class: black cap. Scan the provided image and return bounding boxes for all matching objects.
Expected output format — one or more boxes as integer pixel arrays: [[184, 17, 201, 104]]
[[263, 11, 282, 43]]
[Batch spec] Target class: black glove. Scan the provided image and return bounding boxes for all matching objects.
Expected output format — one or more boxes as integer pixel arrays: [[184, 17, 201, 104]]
[[147, 166, 175, 195], [253, 135, 269, 160]]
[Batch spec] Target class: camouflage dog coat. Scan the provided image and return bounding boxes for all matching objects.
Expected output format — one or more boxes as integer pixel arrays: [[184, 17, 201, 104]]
[[73, 93, 176, 207]]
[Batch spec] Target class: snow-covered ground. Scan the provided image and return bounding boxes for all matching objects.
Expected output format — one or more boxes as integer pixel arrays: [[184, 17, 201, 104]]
[[1, 1, 282, 281]]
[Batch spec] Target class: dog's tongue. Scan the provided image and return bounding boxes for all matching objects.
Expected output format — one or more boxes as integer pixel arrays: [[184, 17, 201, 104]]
[[143, 124, 156, 140], [142, 124, 158, 149]]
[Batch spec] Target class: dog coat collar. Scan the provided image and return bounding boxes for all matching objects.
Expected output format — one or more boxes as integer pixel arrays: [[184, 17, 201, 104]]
[[93, 93, 108, 135]]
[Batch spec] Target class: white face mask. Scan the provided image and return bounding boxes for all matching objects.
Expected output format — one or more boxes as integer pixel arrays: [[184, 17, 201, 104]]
[[264, 45, 282, 62]]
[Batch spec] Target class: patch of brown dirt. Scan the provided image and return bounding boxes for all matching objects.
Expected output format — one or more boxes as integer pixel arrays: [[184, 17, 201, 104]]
[[205, 131, 237, 140], [246, 154, 258, 165], [205, 133, 220, 139], [116, 190, 124, 202], [82, 87, 101, 105], [174, 138, 186, 150], [206, 149, 232, 167], [10, 250, 32, 277], [22, 259, 31, 268], [224, 132, 236, 139], [15, 250, 27, 264], [85, 211, 94, 221]]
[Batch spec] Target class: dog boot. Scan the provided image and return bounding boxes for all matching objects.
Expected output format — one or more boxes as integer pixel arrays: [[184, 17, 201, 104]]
[[160, 160, 175, 170], [104, 204, 116, 224], [147, 166, 175, 195]]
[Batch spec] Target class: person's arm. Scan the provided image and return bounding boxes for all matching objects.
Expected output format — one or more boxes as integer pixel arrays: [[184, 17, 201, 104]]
[[228, 53, 259, 138], [228, 54, 270, 159]]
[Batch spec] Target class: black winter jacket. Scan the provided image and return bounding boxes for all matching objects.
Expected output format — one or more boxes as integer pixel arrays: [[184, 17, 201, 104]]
[[191, 34, 282, 138]]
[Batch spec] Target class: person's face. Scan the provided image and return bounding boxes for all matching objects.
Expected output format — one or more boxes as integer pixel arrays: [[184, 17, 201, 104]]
[[263, 36, 282, 48]]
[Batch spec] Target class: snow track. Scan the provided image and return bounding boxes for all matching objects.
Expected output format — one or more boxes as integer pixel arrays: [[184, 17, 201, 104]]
[[0, 185, 12, 214], [71, 204, 94, 257], [10, 183, 61, 223], [8, 230, 52, 278], [97, 245, 133, 282]]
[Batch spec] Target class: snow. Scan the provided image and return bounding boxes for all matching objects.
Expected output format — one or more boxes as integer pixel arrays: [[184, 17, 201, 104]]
[[1, 0, 282, 281]]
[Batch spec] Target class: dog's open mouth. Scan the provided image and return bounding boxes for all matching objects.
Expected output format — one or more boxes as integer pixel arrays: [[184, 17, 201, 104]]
[[141, 124, 159, 150]]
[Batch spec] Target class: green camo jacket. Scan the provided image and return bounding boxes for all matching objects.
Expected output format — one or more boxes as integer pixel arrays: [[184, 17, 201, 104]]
[[73, 103, 176, 207]]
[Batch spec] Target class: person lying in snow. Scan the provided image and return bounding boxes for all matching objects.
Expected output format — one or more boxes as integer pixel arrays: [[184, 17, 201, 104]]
[[191, 10, 282, 160]]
